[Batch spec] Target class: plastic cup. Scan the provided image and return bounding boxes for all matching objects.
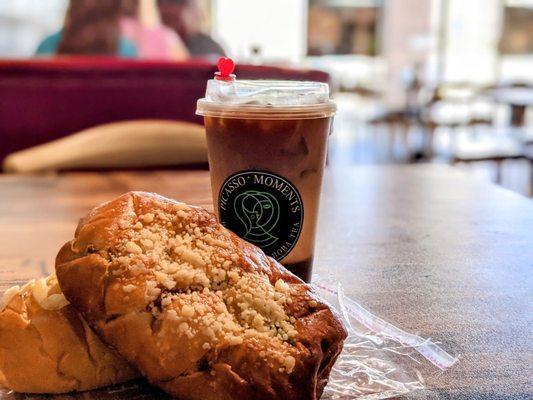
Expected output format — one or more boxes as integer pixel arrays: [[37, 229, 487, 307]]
[[197, 79, 336, 282]]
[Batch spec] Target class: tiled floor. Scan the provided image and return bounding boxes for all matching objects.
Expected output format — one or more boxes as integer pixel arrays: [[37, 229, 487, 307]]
[[327, 94, 532, 197]]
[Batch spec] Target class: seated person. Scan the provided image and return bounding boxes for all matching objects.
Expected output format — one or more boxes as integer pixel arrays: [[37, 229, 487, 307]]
[[157, 0, 225, 59], [120, 0, 189, 60], [36, 0, 137, 57]]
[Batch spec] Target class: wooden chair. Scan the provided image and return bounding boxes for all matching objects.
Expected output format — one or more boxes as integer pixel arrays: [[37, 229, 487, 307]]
[[434, 85, 530, 189], [523, 136, 533, 196], [367, 109, 415, 161], [3, 120, 207, 173], [450, 129, 526, 185], [421, 84, 497, 161]]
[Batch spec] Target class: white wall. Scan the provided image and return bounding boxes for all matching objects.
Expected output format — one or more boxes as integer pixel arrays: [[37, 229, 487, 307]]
[[441, 0, 533, 83], [443, 0, 501, 83], [381, 0, 434, 105], [0, 0, 67, 57], [212, 0, 307, 63]]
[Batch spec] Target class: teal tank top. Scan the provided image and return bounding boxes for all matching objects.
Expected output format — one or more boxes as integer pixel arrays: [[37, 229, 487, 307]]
[[35, 31, 137, 57]]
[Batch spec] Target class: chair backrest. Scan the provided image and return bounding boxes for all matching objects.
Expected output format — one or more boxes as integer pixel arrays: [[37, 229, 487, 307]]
[[0, 58, 330, 165]]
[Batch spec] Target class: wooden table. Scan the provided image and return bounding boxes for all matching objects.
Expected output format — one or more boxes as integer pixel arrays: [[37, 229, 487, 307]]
[[0, 166, 532, 399]]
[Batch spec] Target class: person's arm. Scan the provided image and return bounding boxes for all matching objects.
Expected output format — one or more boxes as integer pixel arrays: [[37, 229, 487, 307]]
[[118, 38, 138, 58], [35, 32, 61, 56], [165, 28, 190, 61]]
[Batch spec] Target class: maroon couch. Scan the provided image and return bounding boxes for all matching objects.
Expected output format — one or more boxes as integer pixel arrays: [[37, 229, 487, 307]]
[[0, 58, 330, 165]]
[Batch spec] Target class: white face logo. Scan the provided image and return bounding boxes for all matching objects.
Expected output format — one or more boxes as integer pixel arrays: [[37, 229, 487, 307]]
[[234, 190, 279, 247]]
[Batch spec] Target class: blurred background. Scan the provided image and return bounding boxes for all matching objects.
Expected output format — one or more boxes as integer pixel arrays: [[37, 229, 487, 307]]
[[0, 0, 532, 195]]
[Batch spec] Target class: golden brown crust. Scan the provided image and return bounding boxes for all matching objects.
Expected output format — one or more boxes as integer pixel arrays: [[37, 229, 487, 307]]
[[56, 192, 346, 400], [0, 276, 138, 393], [0, 369, 7, 388]]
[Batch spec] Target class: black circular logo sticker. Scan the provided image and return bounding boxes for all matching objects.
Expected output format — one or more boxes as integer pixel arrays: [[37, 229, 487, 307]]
[[218, 170, 304, 261]]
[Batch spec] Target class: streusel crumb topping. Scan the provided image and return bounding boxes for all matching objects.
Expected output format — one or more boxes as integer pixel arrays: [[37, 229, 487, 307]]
[[107, 201, 298, 373]]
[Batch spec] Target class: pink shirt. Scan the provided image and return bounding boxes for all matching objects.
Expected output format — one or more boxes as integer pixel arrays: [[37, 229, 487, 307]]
[[120, 17, 188, 60]]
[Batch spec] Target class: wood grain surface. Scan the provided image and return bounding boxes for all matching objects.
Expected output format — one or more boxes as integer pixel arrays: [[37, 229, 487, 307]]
[[0, 166, 531, 399]]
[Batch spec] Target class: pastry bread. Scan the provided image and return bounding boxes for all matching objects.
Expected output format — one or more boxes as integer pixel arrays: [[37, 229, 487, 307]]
[[0, 275, 138, 393], [56, 192, 346, 400], [0, 368, 6, 387]]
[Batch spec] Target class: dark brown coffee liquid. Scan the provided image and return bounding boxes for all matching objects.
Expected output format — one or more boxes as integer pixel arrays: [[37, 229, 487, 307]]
[[204, 116, 331, 284], [283, 257, 313, 283]]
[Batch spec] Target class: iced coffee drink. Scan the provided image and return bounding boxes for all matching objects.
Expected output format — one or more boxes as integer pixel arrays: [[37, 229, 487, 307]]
[[197, 63, 336, 282]]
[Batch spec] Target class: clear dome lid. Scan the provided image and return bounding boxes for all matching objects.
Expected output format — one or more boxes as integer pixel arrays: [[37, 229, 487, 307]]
[[196, 79, 336, 120]]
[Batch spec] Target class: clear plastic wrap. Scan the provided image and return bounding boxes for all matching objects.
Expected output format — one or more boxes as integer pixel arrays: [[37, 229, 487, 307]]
[[315, 276, 459, 399], [0, 277, 457, 399]]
